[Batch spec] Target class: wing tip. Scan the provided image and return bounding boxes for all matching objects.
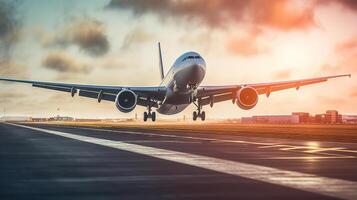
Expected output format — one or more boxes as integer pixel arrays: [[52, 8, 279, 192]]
[[331, 74, 351, 79]]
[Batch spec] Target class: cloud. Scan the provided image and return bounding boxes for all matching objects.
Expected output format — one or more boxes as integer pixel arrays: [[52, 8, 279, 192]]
[[335, 38, 357, 54], [99, 56, 127, 69], [315, 0, 357, 11], [107, 0, 315, 31], [42, 52, 91, 73], [176, 30, 215, 53], [318, 96, 348, 106], [0, 92, 26, 103], [320, 55, 357, 73], [226, 28, 268, 56], [350, 90, 357, 97], [71, 19, 110, 56], [121, 27, 154, 50], [38, 18, 110, 56], [0, 0, 22, 61], [273, 69, 292, 80], [0, 61, 27, 78], [320, 38, 357, 73], [338, 0, 357, 10]]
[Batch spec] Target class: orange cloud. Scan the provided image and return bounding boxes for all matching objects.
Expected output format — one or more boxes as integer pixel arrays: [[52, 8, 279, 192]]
[[315, 0, 357, 11], [107, 0, 315, 31], [322, 38, 357, 73], [273, 69, 292, 80], [226, 29, 267, 56], [335, 38, 357, 54], [350, 90, 357, 97], [318, 96, 348, 106], [320, 54, 357, 73], [252, 0, 315, 30]]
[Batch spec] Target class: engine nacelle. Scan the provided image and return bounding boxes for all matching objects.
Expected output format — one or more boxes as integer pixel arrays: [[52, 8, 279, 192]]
[[236, 87, 258, 110], [115, 90, 137, 113]]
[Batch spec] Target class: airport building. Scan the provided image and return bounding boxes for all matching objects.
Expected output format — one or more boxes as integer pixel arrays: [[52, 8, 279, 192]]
[[292, 112, 310, 123], [0, 116, 31, 122], [242, 115, 299, 124], [326, 110, 342, 123], [242, 110, 346, 124], [48, 116, 74, 121], [342, 115, 357, 124], [314, 110, 342, 124], [30, 116, 74, 122]]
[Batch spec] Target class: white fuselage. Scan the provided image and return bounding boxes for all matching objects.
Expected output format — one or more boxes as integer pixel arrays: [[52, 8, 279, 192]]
[[157, 52, 206, 115]]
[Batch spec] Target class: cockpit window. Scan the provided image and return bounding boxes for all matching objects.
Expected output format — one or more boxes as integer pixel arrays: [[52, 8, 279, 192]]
[[181, 55, 201, 62]]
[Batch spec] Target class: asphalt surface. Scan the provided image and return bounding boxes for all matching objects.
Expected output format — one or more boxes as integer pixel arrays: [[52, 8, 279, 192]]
[[1, 123, 357, 200]]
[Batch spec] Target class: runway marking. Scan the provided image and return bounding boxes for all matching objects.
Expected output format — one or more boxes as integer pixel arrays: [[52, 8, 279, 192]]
[[62, 125, 356, 158], [115, 140, 201, 144], [64, 126, 279, 146], [259, 144, 356, 158], [263, 156, 353, 160], [8, 123, 357, 200]]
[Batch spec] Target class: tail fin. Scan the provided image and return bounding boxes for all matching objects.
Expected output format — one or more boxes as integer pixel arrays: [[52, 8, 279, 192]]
[[158, 42, 164, 80]]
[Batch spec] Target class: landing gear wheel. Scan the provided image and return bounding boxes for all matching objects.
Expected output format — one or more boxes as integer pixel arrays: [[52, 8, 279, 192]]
[[193, 111, 198, 121], [143, 112, 148, 122], [192, 97, 206, 121], [201, 111, 206, 121], [151, 112, 156, 122]]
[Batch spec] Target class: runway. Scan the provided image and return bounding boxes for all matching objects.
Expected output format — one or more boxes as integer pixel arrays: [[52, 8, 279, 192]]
[[1, 123, 357, 200]]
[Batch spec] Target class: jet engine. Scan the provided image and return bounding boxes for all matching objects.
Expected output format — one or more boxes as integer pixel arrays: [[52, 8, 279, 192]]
[[115, 90, 137, 113], [236, 87, 258, 110]]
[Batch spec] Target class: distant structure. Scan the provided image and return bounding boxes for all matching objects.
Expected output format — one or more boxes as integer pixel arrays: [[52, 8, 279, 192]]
[[31, 118, 48, 122], [48, 115, 74, 121], [314, 110, 342, 124], [342, 115, 357, 124], [0, 116, 31, 122], [242, 110, 351, 124], [31, 115, 74, 122], [242, 115, 299, 124], [292, 112, 309, 123]]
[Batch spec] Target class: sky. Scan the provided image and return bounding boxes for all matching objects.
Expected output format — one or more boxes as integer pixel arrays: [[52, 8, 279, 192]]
[[0, 0, 356, 119]]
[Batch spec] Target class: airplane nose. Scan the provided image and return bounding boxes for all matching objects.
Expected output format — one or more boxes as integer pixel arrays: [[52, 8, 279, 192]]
[[189, 64, 202, 76], [191, 60, 205, 73], [191, 64, 200, 74], [186, 63, 205, 85]]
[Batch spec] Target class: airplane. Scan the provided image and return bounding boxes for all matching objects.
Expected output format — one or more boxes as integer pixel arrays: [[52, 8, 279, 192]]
[[0, 43, 351, 121]]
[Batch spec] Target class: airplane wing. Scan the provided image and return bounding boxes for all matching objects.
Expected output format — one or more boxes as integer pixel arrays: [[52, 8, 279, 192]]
[[197, 74, 351, 106], [0, 77, 167, 108]]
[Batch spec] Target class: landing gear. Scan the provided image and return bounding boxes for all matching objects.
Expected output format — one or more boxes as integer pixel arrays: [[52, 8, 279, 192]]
[[193, 111, 198, 121], [144, 112, 148, 122], [201, 111, 205, 121], [192, 99, 206, 121], [143, 104, 156, 122], [152, 112, 156, 122]]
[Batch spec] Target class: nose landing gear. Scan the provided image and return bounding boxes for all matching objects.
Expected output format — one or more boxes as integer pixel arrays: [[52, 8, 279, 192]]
[[192, 99, 205, 121]]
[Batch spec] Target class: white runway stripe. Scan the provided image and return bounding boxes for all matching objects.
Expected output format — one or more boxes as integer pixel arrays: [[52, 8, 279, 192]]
[[8, 123, 357, 200]]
